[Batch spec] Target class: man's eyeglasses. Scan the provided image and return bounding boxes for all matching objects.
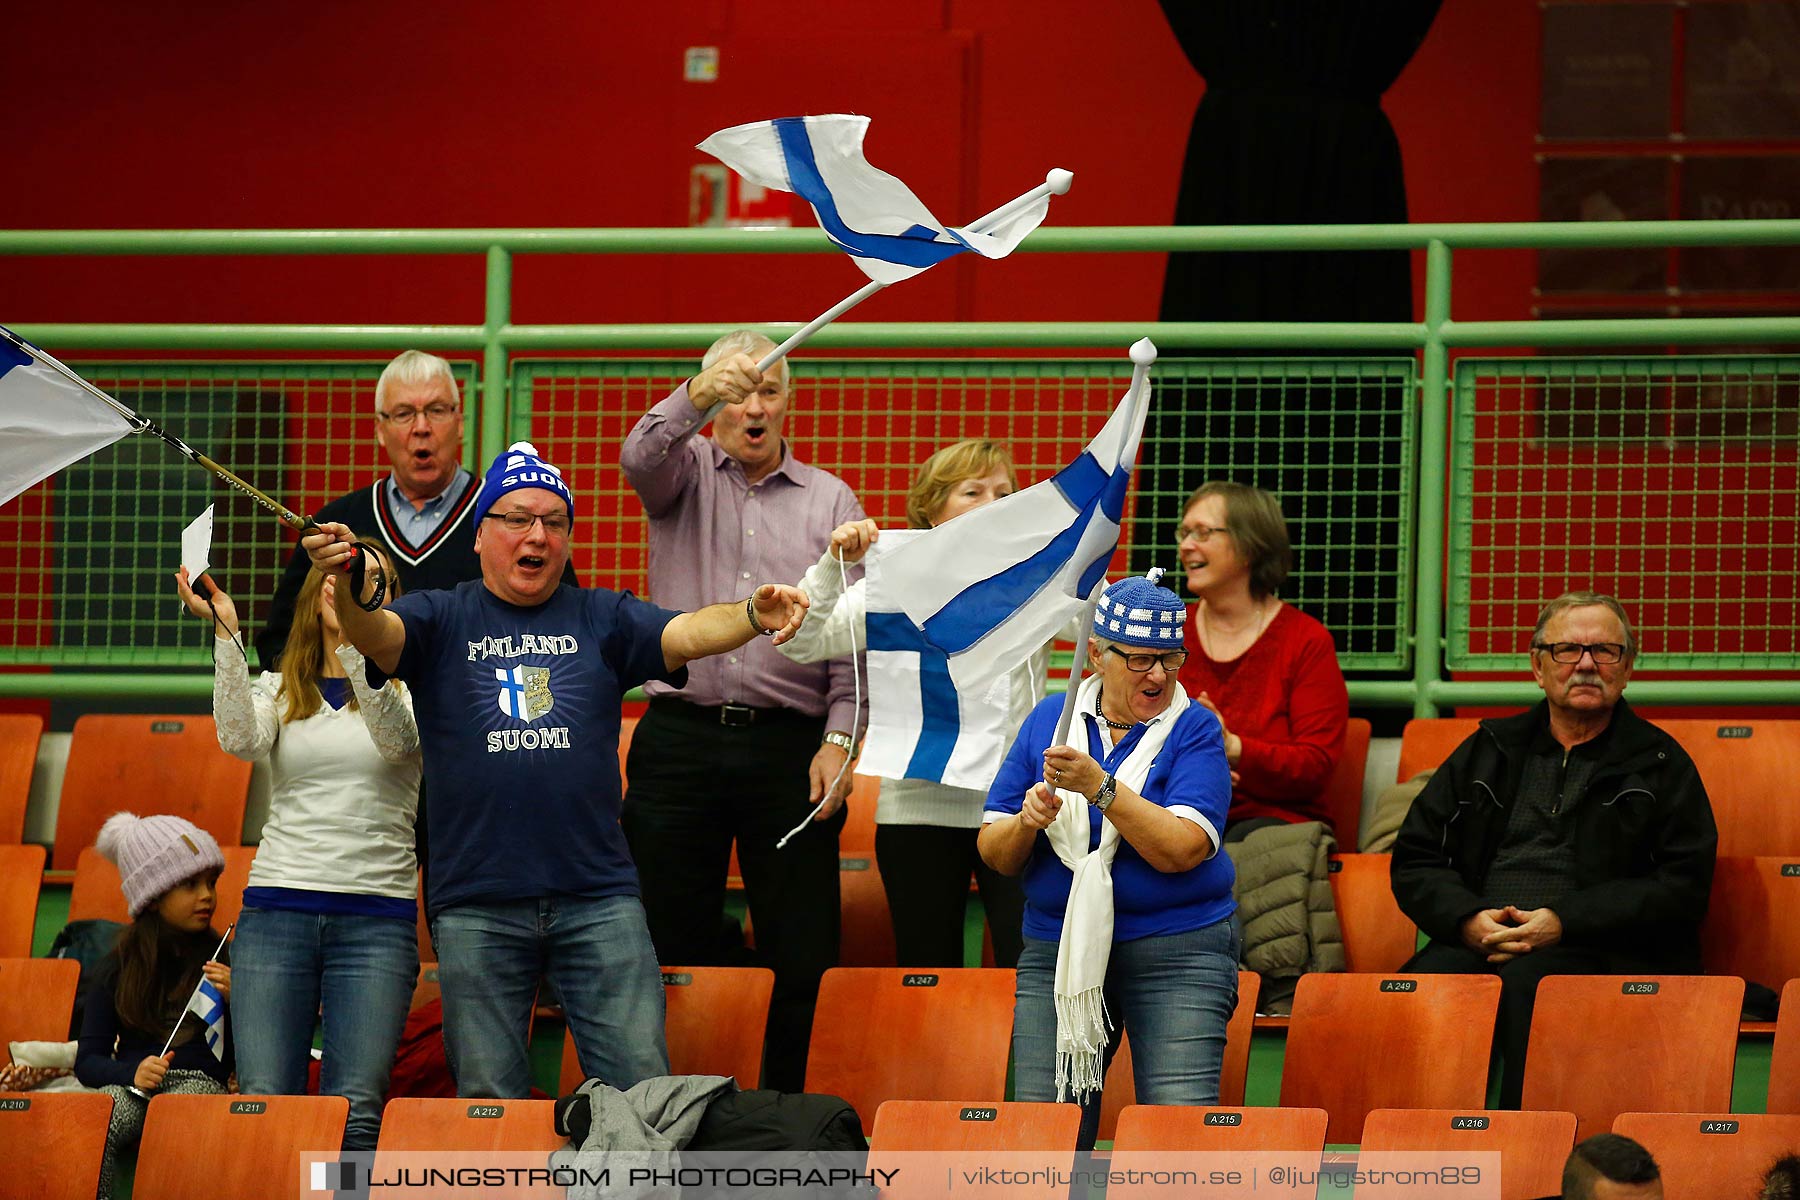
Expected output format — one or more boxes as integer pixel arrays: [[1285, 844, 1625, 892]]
[[1173, 523, 1229, 544], [379, 404, 461, 426], [1106, 646, 1190, 673], [484, 511, 571, 537], [1532, 641, 1628, 665]]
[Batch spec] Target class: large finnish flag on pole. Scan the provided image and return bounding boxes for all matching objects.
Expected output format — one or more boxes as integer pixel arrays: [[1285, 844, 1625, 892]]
[[698, 115, 1051, 285], [0, 329, 135, 507], [185, 976, 228, 1061], [858, 341, 1159, 793]]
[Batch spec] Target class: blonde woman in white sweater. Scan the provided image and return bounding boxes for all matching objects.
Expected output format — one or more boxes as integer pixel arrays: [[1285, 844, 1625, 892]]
[[174, 544, 418, 1152], [780, 440, 1050, 968]]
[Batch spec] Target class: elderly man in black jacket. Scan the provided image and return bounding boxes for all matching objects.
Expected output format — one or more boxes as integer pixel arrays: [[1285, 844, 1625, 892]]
[[1391, 592, 1717, 1108]]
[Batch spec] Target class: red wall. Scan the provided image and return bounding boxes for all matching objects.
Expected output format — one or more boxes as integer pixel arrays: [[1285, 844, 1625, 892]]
[[0, 0, 1537, 328]]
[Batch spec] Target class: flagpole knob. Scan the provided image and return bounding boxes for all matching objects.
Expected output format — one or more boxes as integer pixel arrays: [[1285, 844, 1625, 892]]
[[1129, 337, 1158, 366], [1046, 169, 1074, 195]]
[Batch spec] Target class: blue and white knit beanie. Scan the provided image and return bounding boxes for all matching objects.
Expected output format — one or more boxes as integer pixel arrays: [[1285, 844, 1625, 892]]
[[474, 441, 574, 521], [1093, 568, 1186, 649]]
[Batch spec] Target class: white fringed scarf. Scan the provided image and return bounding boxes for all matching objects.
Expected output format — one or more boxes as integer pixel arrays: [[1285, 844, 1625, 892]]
[[1044, 672, 1190, 1101]]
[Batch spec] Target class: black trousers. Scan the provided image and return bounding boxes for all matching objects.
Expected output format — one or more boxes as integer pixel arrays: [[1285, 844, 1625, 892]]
[[1403, 940, 1612, 1109], [621, 698, 843, 1094], [874, 824, 1026, 969]]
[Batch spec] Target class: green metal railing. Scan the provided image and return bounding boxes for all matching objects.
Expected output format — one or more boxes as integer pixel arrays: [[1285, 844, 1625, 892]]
[[4, 221, 1799, 711]]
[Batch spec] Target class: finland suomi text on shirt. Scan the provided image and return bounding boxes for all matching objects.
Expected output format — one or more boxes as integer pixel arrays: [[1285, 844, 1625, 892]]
[[466, 632, 580, 660]]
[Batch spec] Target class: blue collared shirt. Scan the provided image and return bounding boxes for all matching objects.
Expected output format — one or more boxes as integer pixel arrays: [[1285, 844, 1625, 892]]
[[382, 469, 473, 545]]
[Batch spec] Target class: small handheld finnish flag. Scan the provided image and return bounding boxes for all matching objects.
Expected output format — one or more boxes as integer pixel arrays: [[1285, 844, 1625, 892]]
[[698, 114, 1059, 285], [186, 976, 227, 1061]]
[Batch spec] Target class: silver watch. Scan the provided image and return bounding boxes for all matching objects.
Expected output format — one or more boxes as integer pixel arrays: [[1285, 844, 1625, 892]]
[[1091, 774, 1117, 812], [822, 730, 856, 756]]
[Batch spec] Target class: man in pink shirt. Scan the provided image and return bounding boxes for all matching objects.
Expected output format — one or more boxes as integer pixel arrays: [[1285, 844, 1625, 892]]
[[620, 330, 867, 1092]]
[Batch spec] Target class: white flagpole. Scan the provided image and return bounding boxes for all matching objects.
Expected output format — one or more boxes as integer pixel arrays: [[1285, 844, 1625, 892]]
[[695, 168, 1076, 424], [1051, 585, 1107, 751], [1051, 336, 1158, 753], [126, 923, 234, 1098]]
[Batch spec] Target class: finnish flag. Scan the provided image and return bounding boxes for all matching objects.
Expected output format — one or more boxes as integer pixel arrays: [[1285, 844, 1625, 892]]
[[0, 327, 135, 508], [186, 976, 227, 1061], [857, 343, 1158, 792], [697, 115, 1051, 285]]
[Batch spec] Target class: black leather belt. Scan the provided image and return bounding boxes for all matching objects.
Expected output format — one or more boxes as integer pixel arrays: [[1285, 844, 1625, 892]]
[[651, 697, 806, 727]]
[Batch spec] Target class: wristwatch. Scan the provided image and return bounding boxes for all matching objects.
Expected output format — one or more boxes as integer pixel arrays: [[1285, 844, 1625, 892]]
[[822, 730, 857, 757], [1090, 774, 1117, 812]]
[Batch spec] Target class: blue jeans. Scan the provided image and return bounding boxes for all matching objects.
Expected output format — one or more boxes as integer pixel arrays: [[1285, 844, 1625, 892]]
[[231, 906, 419, 1151], [432, 894, 670, 1099], [1012, 916, 1241, 1149]]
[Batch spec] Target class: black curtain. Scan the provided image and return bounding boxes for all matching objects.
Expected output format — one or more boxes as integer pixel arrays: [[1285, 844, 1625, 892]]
[[1156, 0, 1441, 324], [1138, 0, 1441, 666]]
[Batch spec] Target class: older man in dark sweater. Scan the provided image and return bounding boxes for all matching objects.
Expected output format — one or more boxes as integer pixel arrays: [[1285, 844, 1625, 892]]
[[1391, 592, 1717, 1109]]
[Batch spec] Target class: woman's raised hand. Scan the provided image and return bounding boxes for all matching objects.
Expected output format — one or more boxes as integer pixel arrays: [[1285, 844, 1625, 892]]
[[174, 567, 240, 637], [827, 519, 880, 565]]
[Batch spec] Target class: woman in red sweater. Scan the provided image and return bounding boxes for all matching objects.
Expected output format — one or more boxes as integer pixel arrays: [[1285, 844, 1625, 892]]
[[1174, 481, 1349, 839]]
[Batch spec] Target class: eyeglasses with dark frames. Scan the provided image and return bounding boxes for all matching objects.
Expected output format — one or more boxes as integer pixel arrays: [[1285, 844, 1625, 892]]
[[483, 511, 571, 537], [378, 403, 461, 425], [1105, 646, 1190, 673], [1531, 641, 1627, 664]]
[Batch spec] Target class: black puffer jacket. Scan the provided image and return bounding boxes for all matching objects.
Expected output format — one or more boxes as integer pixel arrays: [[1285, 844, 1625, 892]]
[[1390, 698, 1717, 972]]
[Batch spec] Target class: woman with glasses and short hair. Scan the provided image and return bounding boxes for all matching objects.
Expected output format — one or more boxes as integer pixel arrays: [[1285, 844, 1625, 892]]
[[1174, 481, 1349, 841], [979, 571, 1239, 1150]]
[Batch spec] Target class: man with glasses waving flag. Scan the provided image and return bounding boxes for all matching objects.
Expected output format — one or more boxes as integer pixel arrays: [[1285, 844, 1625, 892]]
[[299, 439, 813, 1102], [857, 340, 1160, 792]]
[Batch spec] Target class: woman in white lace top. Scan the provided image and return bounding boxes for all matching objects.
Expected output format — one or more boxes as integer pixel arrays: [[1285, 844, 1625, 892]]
[[779, 439, 1054, 969], [174, 543, 419, 1152]]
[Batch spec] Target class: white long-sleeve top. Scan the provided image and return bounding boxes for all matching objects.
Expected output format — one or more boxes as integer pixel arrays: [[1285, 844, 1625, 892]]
[[781, 550, 1060, 828], [213, 636, 422, 898]]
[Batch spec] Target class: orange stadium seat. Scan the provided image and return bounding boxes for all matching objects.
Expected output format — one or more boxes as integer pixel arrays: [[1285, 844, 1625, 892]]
[[133, 1094, 348, 1200], [1329, 853, 1418, 974], [1701, 855, 1800, 995], [838, 853, 897, 967], [51, 714, 250, 870], [0, 712, 43, 843], [1321, 717, 1372, 847], [1357, 1108, 1577, 1200], [1395, 717, 1479, 784], [1108, 1106, 1329, 1200], [0, 843, 46, 957], [0, 1091, 115, 1200], [805, 967, 1014, 1134], [867, 1100, 1081, 1199], [843, 773, 879, 854], [0, 957, 81, 1044], [1613, 1111, 1800, 1200], [560, 964, 774, 1093], [376, 1096, 562, 1151], [1654, 718, 1800, 856], [1521, 974, 1743, 1140], [1280, 972, 1501, 1145]]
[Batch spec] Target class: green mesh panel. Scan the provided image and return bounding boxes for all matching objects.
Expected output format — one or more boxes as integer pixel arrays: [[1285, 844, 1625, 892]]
[[513, 356, 1415, 672], [1449, 356, 1800, 670], [0, 360, 478, 666]]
